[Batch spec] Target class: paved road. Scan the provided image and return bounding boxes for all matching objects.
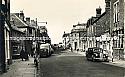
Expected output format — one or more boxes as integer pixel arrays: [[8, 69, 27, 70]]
[[38, 50, 125, 77]]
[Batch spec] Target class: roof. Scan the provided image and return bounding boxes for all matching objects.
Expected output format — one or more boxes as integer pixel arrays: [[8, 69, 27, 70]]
[[86, 17, 98, 28], [10, 22, 25, 34], [10, 13, 35, 29], [92, 12, 106, 24]]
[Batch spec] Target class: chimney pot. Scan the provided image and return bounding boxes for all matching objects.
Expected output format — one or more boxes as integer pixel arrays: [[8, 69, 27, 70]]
[[96, 6, 102, 17]]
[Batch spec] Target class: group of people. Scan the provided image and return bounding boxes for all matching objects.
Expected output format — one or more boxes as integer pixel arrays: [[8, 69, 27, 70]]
[[20, 49, 29, 61], [20, 47, 39, 68]]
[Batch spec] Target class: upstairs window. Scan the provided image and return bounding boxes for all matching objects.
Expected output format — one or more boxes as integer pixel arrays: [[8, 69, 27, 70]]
[[29, 28, 32, 34], [113, 0, 119, 23]]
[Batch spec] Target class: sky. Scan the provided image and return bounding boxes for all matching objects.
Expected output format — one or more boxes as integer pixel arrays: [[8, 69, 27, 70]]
[[10, 0, 105, 44]]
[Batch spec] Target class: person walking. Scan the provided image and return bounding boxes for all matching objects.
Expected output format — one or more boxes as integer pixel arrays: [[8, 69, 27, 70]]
[[20, 48, 25, 61]]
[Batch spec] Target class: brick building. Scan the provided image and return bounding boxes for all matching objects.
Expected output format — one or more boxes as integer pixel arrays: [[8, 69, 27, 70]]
[[86, 0, 111, 58], [110, 0, 125, 60]]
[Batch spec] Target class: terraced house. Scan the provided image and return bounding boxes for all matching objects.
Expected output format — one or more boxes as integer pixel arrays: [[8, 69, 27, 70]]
[[86, 0, 112, 59], [86, 0, 125, 61]]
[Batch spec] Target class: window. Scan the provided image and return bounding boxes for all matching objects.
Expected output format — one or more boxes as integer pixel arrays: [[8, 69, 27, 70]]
[[29, 28, 32, 34], [113, 0, 119, 23], [2, 0, 5, 4], [75, 34, 76, 37]]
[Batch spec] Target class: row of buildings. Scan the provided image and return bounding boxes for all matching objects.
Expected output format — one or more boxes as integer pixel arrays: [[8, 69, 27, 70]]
[[62, 0, 125, 60], [0, 0, 50, 73]]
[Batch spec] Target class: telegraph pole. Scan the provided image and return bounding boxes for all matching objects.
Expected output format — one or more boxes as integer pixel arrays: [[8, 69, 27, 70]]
[[0, 0, 6, 73]]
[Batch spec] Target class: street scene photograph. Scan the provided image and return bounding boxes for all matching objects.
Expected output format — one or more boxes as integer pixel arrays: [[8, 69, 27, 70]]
[[0, 0, 125, 77]]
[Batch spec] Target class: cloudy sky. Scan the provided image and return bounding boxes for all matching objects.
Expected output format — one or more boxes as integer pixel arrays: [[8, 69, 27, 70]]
[[10, 0, 105, 44]]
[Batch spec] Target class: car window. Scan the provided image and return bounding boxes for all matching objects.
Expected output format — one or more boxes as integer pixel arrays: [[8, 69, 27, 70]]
[[88, 48, 93, 53], [94, 49, 102, 53]]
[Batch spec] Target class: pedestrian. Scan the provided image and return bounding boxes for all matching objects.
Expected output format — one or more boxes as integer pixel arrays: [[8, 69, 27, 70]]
[[20, 48, 25, 61], [24, 51, 29, 61], [34, 57, 38, 68], [112, 52, 114, 62], [71, 47, 73, 52], [31, 48, 35, 57]]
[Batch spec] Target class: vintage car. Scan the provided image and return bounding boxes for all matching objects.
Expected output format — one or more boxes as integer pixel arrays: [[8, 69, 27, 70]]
[[39, 43, 53, 58], [86, 47, 109, 62]]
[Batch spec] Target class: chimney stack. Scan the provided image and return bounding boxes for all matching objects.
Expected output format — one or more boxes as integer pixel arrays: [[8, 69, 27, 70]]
[[105, 0, 111, 12], [26, 17, 30, 25], [96, 6, 102, 17], [19, 11, 25, 21]]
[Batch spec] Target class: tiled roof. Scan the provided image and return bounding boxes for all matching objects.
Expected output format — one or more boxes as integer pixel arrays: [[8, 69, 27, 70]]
[[10, 21, 25, 33], [10, 13, 28, 27], [10, 13, 35, 29]]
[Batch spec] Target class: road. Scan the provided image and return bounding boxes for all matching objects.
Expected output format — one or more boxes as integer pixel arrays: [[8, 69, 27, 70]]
[[38, 50, 125, 77]]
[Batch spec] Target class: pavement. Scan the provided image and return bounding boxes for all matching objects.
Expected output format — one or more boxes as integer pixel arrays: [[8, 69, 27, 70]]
[[103, 59, 125, 68], [67, 49, 125, 68], [0, 57, 37, 77]]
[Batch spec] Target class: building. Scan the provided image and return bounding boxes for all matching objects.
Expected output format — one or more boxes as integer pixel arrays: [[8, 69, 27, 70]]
[[10, 11, 36, 56], [110, 0, 125, 60], [62, 32, 70, 49], [86, 17, 98, 48], [86, 0, 111, 59], [70, 23, 87, 51], [10, 20, 25, 59], [38, 25, 51, 44], [0, 0, 11, 73]]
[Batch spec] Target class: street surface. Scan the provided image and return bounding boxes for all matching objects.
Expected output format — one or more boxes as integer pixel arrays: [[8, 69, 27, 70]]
[[38, 50, 125, 77]]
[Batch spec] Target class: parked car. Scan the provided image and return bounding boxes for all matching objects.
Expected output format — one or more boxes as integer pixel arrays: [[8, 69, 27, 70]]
[[58, 43, 65, 50], [86, 47, 109, 62], [39, 43, 52, 58]]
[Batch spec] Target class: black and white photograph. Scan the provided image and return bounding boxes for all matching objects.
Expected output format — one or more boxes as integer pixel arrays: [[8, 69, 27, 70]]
[[0, 0, 125, 77]]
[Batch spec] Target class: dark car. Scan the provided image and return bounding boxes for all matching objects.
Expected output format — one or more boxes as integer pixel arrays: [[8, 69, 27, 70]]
[[86, 47, 109, 62]]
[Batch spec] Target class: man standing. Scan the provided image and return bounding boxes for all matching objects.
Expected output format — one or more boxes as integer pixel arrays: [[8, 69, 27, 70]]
[[20, 48, 25, 61]]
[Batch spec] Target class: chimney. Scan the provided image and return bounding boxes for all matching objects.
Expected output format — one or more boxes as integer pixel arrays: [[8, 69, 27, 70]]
[[19, 11, 25, 21], [26, 17, 30, 25], [31, 20, 35, 24], [105, 0, 111, 12], [31, 20, 37, 27], [96, 6, 102, 17]]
